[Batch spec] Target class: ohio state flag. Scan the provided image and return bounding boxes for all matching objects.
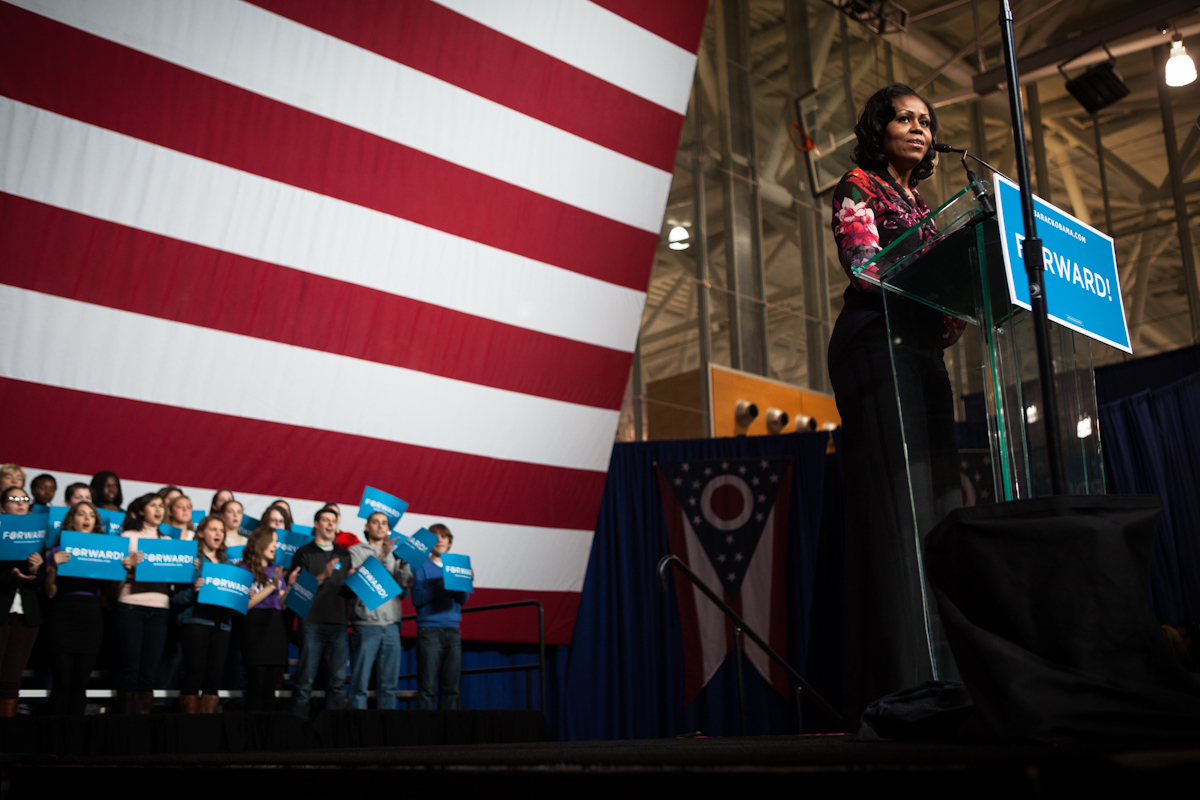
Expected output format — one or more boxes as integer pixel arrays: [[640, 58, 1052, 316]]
[[657, 457, 793, 703]]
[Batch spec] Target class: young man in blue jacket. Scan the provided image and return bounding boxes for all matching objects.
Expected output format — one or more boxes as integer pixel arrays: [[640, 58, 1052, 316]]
[[411, 523, 469, 710]]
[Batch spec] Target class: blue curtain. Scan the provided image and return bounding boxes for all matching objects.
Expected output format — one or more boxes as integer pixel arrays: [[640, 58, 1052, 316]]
[[403, 431, 844, 740], [1100, 372, 1200, 624]]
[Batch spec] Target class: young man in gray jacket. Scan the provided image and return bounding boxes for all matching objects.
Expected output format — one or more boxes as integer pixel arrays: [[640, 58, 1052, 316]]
[[347, 512, 414, 710]]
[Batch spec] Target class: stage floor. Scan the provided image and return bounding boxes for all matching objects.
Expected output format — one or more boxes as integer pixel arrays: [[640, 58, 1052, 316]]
[[5, 727, 1200, 796]]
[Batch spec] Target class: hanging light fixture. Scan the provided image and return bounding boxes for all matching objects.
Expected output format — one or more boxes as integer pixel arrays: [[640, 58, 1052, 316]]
[[1166, 33, 1197, 87], [668, 226, 690, 251]]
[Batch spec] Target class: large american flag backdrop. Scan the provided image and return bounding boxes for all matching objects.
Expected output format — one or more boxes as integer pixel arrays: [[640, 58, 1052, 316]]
[[0, 0, 708, 644]]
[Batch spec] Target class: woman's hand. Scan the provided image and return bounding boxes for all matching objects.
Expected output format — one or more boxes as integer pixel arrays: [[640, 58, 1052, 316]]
[[53, 551, 71, 565], [193, 577, 205, 592], [121, 551, 145, 571], [26, 552, 43, 572], [11, 566, 35, 582]]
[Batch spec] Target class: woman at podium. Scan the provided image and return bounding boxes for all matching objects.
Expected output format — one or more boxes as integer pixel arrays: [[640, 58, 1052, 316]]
[[827, 83, 963, 730]]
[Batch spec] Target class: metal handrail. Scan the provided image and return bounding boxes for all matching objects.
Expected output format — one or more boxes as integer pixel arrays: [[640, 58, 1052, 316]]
[[400, 599, 546, 712], [657, 554, 842, 731]]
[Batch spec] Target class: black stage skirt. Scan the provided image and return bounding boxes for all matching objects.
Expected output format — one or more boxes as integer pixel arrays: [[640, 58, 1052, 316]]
[[242, 608, 287, 667], [47, 594, 103, 656]]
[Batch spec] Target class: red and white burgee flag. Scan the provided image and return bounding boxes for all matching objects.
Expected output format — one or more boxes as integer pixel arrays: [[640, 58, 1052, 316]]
[[657, 458, 793, 702], [0, 0, 708, 644]]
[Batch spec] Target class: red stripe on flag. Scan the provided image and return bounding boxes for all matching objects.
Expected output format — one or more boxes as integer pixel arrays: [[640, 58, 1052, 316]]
[[248, 0, 684, 172], [400, 588, 580, 645], [590, 0, 710, 54], [0, 4, 658, 292], [0, 194, 631, 411], [0, 379, 607, 532]]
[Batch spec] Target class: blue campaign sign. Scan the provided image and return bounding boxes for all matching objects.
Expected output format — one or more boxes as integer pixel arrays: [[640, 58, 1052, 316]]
[[58, 531, 129, 581], [192, 509, 206, 525], [441, 553, 474, 594], [394, 528, 438, 570], [346, 555, 402, 611], [45, 507, 69, 550], [241, 514, 260, 532], [136, 538, 198, 582], [226, 545, 245, 565], [97, 508, 126, 536], [357, 486, 408, 529], [285, 569, 319, 618], [31, 504, 49, 515], [291, 523, 313, 537], [158, 523, 183, 539], [0, 514, 48, 560], [993, 173, 1131, 352], [274, 530, 314, 569], [197, 561, 253, 614]]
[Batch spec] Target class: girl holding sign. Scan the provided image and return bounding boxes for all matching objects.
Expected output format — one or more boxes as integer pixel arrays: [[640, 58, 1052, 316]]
[[0, 485, 43, 717], [240, 527, 290, 712], [114, 493, 171, 714], [44, 501, 104, 715], [173, 515, 231, 713]]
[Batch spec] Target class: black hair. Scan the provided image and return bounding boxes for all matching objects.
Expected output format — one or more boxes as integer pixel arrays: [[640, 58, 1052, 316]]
[[90, 470, 124, 509], [851, 83, 940, 186], [1, 485, 28, 505], [123, 493, 162, 531], [31, 473, 55, 486], [314, 507, 337, 524]]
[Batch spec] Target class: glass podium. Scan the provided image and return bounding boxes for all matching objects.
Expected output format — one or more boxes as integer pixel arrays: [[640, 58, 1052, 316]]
[[853, 182, 1106, 679]]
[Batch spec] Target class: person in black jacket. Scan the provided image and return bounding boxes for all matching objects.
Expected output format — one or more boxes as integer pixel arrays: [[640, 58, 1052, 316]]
[[0, 486, 43, 716], [287, 507, 352, 718]]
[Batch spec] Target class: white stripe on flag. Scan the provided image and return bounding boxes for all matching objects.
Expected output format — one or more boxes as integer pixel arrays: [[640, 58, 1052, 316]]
[[29, 468, 593, 592], [740, 506, 776, 685], [682, 512, 729, 691], [0, 286, 619, 473], [10, 0, 673, 233], [432, 0, 698, 115], [0, 98, 646, 354]]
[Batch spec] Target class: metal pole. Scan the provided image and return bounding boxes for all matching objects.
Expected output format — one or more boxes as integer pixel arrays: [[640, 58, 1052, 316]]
[[793, 682, 804, 734], [733, 625, 748, 736], [693, 80, 714, 435], [999, 0, 1068, 495], [1155, 44, 1200, 343], [537, 602, 546, 714], [1026, 82, 1052, 201], [631, 345, 643, 441], [1092, 113, 1113, 236]]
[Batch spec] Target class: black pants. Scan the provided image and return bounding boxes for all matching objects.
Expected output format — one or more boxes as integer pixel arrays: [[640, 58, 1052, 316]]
[[115, 604, 168, 693], [179, 624, 231, 697], [829, 320, 961, 730], [244, 666, 284, 712], [50, 653, 97, 715]]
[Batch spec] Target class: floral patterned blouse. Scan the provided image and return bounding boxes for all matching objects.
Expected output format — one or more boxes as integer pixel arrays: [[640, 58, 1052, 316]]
[[831, 168, 965, 343]]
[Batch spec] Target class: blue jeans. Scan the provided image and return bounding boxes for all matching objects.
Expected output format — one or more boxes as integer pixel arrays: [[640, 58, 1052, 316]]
[[291, 622, 347, 718], [348, 624, 401, 710], [416, 626, 461, 710]]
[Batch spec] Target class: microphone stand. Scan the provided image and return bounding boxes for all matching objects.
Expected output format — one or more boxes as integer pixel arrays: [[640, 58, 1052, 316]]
[[999, 0, 1068, 495]]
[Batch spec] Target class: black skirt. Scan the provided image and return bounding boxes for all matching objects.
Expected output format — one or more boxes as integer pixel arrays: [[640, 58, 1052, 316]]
[[241, 608, 287, 667], [47, 594, 103, 656]]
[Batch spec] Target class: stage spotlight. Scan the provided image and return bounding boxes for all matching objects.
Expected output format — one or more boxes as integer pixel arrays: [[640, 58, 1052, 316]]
[[822, 421, 838, 431], [765, 408, 789, 434], [794, 414, 811, 432], [734, 400, 758, 429], [1166, 34, 1197, 87], [1063, 59, 1130, 114], [668, 226, 690, 250]]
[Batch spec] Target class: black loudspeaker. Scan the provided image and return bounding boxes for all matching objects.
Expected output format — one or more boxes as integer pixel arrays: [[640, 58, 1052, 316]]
[[924, 495, 1200, 742], [1064, 61, 1131, 115]]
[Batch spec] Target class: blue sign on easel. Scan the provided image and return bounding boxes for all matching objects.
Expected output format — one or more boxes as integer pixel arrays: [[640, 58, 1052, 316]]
[[0, 514, 48, 560], [993, 173, 1131, 352], [394, 528, 439, 570]]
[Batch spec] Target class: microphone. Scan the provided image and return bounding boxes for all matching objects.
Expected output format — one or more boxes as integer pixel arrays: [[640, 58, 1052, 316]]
[[934, 142, 994, 214]]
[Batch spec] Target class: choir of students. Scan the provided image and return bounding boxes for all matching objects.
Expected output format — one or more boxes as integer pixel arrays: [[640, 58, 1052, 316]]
[[0, 464, 464, 717]]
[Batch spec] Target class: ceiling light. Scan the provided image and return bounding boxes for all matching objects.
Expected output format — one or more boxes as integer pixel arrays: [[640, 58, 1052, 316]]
[[1166, 35, 1197, 87], [668, 226, 690, 250]]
